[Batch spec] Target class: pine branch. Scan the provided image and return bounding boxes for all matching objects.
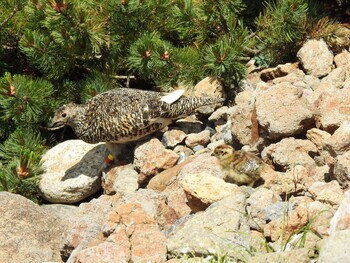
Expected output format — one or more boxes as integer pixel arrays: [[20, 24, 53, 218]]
[[0, 4, 20, 27]]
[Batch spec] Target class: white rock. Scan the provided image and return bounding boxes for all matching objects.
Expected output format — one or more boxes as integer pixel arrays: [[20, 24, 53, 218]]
[[297, 39, 334, 77], [39, 140, 107, 203]]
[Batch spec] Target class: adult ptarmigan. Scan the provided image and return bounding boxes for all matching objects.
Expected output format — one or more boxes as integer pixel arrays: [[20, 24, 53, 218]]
[[50, 88, 224, 161]]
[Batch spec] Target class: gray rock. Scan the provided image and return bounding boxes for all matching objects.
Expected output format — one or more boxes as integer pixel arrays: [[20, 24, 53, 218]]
[[173, 145, 193, 163], [246, 187, 281, 227], [318, 229, 350, 263], [161, 129, 187, 148], [211, 120, 233, 145], [39, 140, 107, 204], [176, 116, 203, 134], [167, 195, 264, 261], [192, 145, 205, 152], [263, 201, 296, 222], [0, 192, 64, 263], [297, 39, 334, 77]]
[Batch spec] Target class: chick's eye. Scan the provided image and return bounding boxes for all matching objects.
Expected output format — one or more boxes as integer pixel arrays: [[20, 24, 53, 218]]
[[61, 113, 67, 118]]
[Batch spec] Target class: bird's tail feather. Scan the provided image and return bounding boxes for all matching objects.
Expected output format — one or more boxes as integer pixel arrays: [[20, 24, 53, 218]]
[[162, 96, 225, 118]]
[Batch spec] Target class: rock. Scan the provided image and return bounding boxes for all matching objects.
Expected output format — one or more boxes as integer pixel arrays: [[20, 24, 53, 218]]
[[173, 145, 193, 163], [320, 67, 347, 89], [334, 50, 350, 68], [303, 74, 321, 91], [306, 128, 331, 150], [177, 153, 224, 180], [263, 201, 296, 222], [62, 195, 123, 262], [74, 241, 130, 263], [318, 229, 350, 263], [74, 201, 167, 263], [167, 195, 264, 262], [115, 203, 167, 263], [261, 138, 318, 172], [181, 172, 244, 211], [330, 189, 350, 234], [307, 201, 334, 237], [262, 165, 308, 197], [234, 88, 256, 106], [162, 129, 187, 148], [102, 164, 139, 196], [308, 181, 344, 206], [255, 83, 314, 139], [147, 158, 193, 192], [208, 106, 234, 123], [134, 138, 179, 185], [185, 130, 211, 148], [246, 188, 281, 227], [193, 77, 226, 98], [39, 140, 107, 203], [263, 203, 308, 242], [297, 39, 334, 77], [0, 192, 64, 263], [259, 63, 300, 82], [176, 115, 203, 134], [210, 120, 233, 145], [248, 248, 310, 263], [272, 70, 305, 85], [230, 104, 255, 146], [334, 152, 350, 187], [324, 122, 350, 156], [314, 87, 350, 132], [191, 77, 225, 114]]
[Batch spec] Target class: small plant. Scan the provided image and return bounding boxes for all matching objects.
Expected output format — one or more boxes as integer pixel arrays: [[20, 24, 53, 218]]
[[0, 128, 46, 202], [308, 16, 350, 52]]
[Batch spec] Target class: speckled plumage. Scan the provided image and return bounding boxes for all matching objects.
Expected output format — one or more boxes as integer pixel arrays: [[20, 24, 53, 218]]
[[51, 88, 224, 147], [212, 144, 263, 186]]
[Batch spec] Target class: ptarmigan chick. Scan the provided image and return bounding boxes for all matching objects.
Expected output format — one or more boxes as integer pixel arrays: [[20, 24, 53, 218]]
[[50, 88, 224, 161], [212, 144, 264, 186]]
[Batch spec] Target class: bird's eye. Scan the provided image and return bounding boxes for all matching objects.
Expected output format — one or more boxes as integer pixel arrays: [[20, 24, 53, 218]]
[[61, 113, 67, 118]]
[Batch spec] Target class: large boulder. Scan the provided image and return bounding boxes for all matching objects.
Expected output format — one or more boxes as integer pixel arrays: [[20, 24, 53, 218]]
[[0, 192, 64, 263], [255, 83, 314, 139], [39, 140, 107, 204]]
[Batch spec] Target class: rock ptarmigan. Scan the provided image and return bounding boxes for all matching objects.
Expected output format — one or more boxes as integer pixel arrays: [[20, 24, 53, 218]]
[[50, 88, 224, 161], [212, 144, 264, 186]]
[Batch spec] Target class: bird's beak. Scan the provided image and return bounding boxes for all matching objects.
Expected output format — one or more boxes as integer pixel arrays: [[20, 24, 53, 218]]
[[47, 121, 65, 131]]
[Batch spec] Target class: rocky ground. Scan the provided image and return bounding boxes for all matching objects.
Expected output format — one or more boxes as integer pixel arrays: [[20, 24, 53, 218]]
[[1, 39, 350, 263]]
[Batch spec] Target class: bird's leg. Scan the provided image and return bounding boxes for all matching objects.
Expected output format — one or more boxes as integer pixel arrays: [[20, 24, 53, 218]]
[[105, 142, 123, 166]]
